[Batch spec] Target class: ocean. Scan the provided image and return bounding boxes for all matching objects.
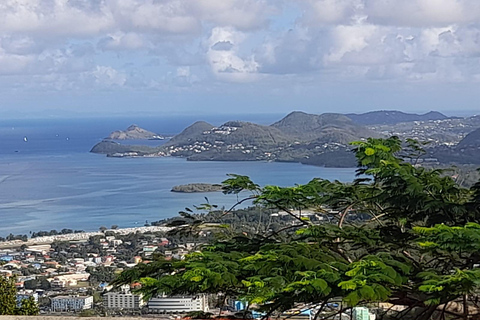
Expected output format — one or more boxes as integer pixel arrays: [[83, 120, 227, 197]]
[[0, 116, 356, 236]]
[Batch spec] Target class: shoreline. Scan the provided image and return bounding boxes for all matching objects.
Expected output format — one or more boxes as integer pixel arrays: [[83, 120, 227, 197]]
[[0, 225, 172, 249]]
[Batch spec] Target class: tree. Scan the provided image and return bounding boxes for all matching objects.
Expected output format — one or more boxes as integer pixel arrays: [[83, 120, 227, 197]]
[[0, 275, 39, 315], [0, 275, 17, 315], [113, 137, 480, 320], [16, 297, 39, 315]]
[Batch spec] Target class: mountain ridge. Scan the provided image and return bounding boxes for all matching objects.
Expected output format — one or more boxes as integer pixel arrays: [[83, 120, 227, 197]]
[[346, 110, 448, 125], [90, 110, 480, 167]]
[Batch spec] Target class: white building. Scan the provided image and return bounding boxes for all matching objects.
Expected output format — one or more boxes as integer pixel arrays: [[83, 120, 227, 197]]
[[103, 292, 145, 310], [51, 295, 93, 312], [148, 295, 208, 313]]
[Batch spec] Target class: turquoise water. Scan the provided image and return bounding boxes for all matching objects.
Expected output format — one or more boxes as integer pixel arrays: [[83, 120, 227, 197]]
[[0, 117, 355, 236]]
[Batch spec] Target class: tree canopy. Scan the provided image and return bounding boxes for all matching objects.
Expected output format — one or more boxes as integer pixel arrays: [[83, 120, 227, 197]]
[[0, 275, 39, 316], [113, 136, 480, 320]]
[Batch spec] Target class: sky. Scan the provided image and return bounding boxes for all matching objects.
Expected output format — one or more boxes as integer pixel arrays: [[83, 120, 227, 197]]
[[1, 0, 480, 118]]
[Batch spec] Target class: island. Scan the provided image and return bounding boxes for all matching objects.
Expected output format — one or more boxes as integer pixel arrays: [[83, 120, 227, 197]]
[[171, 183, 223, 193]]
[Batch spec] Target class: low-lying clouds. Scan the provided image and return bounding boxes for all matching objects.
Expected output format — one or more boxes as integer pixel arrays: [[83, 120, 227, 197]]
[[1, 0, 480, 115]]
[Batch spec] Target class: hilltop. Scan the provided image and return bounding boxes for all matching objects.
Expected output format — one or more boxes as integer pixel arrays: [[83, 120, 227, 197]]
[[272, 111, 379, 143], [106, 124, 164, 140]]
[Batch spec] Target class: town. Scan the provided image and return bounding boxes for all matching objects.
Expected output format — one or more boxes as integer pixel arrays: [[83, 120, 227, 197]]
[[0, 225, 215, 316], [0, 207, 380, 320]]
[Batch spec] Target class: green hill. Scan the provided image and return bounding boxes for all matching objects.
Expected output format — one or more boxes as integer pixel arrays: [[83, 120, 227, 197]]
[[271, 111, 379, 143], [457, 127, 480, 148]]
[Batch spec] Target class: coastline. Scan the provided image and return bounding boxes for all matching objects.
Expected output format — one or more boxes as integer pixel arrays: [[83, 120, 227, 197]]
[[0, 225, 172, 249]]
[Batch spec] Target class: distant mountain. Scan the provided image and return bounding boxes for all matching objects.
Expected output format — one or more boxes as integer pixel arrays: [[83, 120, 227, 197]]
[[90, 110, 479, 168], [91, 112, 379, 166], [346, 110, 447, 125], [429, 127, 480, 165], [271, 111, 380, 143], [106, 125, 163, 140]]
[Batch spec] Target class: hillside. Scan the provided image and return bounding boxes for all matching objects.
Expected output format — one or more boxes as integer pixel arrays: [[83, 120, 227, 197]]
[[457, 127, 480, 148], [271, 111, 378, 143], [90, 140, 160, 156], [166, 121, 290, 148], [163, 120, 293, 161], [106, 125, 163, 140], [165, 121, 215, 146], [346, 110, 447, 125]]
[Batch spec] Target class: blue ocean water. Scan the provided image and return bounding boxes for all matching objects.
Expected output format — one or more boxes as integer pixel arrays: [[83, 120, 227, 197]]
[[0, 116, 356, 236]]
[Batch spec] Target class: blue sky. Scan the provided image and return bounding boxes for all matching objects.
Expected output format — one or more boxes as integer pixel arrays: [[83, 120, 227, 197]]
[[1, 0, 480, 118]]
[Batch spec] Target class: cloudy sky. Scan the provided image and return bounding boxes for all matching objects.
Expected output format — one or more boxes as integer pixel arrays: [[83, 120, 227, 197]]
[[1, 0, 480, 117]]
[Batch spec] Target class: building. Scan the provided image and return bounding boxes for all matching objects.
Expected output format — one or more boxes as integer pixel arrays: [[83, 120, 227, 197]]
[[148, 295, 208, 313], [352, 307, 375, 320], [51, 295, 93, 312], [0, 255, 14, 262], [103, 292, 145, 310]]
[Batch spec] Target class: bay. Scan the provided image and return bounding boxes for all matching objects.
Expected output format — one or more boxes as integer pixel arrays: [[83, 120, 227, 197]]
[[0, 117, 356, 236]]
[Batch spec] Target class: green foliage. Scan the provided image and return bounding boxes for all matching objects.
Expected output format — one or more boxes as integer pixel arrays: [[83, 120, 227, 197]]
[[16, 297, 40, 315], [0, 276, 39, 315], [0, 275, 17, 315], [222, 174, 260, 195], [113, 137, 480, 320]]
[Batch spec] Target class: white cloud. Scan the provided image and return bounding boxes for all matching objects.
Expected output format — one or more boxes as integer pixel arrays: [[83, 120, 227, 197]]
[[256, 28, 322, 74], [298, 0, 363, 25], [2, 0, 480, 102], [325, 24, 377, 63], [98, 32, 149, 51], [206, 27, 259, 82], [0, 0, 114, 37], [88, 66, 127, 87], [191, 0, 276, 30], [364, 0, 480, 27]]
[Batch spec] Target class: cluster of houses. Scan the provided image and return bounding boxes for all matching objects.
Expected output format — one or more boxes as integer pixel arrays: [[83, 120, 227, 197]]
[[1, 229, 210, 314]]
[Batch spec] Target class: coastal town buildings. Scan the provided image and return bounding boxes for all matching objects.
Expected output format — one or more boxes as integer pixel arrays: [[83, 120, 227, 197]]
[[148, 295, 209, 313], [103, 285, 145, 310], [103, 292, 145, 310], [51, 295, 93, 311]]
